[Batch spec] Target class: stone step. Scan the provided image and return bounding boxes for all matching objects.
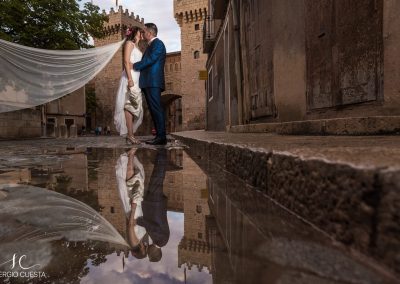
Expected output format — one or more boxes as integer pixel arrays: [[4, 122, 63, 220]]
[[172, 130, 400, 276], [230, 116, 400, 135]]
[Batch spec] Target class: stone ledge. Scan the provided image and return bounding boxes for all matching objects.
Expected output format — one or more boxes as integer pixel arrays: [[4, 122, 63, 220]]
[[171, 131, 400, 275], [230, 116, 400, 135]]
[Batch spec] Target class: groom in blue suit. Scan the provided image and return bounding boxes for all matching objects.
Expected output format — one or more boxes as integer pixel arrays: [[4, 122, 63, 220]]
[[133, 23, 167, 145]]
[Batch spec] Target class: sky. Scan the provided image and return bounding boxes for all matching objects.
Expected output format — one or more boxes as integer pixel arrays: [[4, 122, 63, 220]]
[[83, 0, 181, 52]]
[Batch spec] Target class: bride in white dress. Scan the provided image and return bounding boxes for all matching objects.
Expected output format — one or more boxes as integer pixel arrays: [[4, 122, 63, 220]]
[[114, 27, 144, 145]]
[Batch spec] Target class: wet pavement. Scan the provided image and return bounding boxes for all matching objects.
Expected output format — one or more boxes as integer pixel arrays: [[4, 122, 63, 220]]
[[0, 137, 398, 283]]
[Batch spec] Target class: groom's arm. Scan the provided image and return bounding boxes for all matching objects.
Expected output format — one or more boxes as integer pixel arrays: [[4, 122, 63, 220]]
[[133, 41, 165, 71]]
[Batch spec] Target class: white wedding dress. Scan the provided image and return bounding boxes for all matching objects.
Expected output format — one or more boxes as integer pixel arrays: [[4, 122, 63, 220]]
[[114, 44, 143, 136], [115, 153, 147, 241]]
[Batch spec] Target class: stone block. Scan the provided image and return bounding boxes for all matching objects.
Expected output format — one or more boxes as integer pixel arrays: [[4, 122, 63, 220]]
[[267, 153, 377, 251], [226, 145, 269, 189], [69, 125, 77, 138], [59, 124, 68, 138], [209, 142, 227, 169], [324, 116, 400, 135], [376, 169, 400, 274]]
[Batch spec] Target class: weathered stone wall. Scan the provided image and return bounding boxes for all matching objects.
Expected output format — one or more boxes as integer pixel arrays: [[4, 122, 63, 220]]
[[164, 52, 182, 95], [206, 0, 400, 132], [46, 87, 86, 136], [0, 109, 41, 139], [174, 0, 208, 131]]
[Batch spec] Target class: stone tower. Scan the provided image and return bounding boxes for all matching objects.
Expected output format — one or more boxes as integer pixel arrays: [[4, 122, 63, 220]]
[[93, 6, 144, 133], [174, 0, 208, 130], [178, 152, 212, 273]]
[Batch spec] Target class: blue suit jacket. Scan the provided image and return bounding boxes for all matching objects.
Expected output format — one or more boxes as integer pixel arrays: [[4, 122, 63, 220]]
[[133, 38, 166, 91]]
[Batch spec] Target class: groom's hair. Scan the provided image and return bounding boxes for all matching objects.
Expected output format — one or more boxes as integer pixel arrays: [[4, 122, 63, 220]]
[[145, 23, 158, 36]]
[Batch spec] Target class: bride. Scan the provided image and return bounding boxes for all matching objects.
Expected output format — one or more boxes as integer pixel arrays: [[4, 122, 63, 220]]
[[114, 27, 145, 145]]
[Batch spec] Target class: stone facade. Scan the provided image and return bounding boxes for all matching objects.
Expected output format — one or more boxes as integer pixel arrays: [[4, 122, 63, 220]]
[[164, 52, 183, 133], [0, 87, 85, 139], [45, 87, 86, 137], [205, 0, 400, 134], [164, 52, 182, 95], [174, 0, 208, 130], [0, 109, 41, 139]]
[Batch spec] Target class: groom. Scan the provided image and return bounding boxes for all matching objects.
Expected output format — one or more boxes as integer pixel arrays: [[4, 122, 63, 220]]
[[133, 23, 167, 145]]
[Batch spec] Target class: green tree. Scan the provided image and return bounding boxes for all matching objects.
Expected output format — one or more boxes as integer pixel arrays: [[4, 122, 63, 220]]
[[0, 0, 108, 50]]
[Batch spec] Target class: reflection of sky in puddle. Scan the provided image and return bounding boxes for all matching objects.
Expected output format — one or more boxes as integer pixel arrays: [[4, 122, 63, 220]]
[[82, 212, 211, 284], [0, 147, 397, 284]]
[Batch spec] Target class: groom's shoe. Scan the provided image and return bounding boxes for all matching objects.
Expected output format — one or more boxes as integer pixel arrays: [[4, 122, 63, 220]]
[[145, 137, 167, 145], [145, 137, 157, 143]]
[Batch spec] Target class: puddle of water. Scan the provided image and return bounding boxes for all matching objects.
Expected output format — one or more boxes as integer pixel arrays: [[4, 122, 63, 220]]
[[0, 147, 396, 284]]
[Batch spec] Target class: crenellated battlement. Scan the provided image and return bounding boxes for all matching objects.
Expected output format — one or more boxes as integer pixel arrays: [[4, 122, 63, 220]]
[[174, 0, 208, 26], [102, 5, 144, 23], [99, 5, 144, 35]]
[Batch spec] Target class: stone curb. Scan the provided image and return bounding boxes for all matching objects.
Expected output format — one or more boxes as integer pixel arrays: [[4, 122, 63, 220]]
[[230, 116, 400, 135], [172, 133, 400, 275]]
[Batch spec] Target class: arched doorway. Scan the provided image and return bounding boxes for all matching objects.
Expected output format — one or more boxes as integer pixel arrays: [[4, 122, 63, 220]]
[[162, 93, 182, 133]]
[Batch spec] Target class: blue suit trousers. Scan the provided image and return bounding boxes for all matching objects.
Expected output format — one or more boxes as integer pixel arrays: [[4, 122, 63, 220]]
[[143, 87, 166, 139]]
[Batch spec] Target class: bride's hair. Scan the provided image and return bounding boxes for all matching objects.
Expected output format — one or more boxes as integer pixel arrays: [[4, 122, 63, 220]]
[[125, 26, 143, 43]]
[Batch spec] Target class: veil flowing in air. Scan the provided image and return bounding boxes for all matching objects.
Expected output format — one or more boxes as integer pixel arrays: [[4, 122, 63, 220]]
[[0, 39, 125, 113]]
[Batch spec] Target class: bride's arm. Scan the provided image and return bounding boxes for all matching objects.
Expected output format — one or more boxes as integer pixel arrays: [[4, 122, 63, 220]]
[[124, 41, 135, 88]]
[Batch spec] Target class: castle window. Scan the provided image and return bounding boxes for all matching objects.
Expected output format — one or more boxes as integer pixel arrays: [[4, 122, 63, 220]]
[[175, 63, 179, 71], [196, 205, 202, 214], [195, 24, 200, 30], [110, 207, 115, 213], [194, 51, 200, 59], [170, 64, 173, 71], [198, 233, 203, 239]]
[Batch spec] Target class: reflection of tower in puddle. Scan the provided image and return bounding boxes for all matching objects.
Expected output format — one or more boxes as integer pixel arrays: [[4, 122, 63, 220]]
[[178, 152, 212, 273], [89, 148, 128, 239], [164, 149, 184, 212]]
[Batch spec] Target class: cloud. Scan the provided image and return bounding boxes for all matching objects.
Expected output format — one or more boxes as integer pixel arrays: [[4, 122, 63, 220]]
[[86, 0, 181, 52], [81, 212, 212, 284]]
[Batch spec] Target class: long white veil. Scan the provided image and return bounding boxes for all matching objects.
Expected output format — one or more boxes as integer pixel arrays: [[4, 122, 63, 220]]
[[0, 39, 125, 113]]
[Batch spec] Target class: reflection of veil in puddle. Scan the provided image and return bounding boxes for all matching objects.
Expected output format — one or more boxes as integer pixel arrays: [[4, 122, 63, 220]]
[[0, 184, 129, 270]]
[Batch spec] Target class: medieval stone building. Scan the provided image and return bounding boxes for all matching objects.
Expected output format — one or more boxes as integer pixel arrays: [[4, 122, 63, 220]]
[[92, 4, 207, 135], [205, 0, 400, 134], [163, 51, 183, 133], [174, 0, 208, 131]]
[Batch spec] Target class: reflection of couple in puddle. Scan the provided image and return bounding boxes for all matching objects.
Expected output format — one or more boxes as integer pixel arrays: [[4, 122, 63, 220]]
[[116, 148, 170, 262]]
